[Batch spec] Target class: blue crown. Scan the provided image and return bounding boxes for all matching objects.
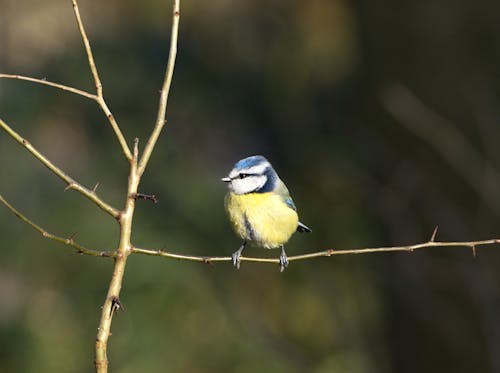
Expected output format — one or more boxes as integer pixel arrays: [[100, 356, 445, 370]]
[[234, 155, 268, 170]]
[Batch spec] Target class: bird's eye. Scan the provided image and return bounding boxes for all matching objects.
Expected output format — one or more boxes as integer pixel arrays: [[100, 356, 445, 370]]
[[239, 173, 248, 179]]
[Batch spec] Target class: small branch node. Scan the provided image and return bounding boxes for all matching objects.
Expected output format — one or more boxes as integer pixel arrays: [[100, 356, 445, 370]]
[[430, 225, 439, 242], [326, 249, 335, 256], [110, 296, 125, 316], [133, 138, 139, 160], [64, 182, 76, 191], [131, 193, 158, 204], [471, 245, 477, 258]]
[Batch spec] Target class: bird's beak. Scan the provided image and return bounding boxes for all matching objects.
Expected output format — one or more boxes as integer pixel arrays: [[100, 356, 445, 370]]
[[221, 177, 231, 182]]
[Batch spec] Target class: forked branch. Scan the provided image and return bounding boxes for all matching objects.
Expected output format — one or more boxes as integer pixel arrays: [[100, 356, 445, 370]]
[[71, 0, 133, 161]]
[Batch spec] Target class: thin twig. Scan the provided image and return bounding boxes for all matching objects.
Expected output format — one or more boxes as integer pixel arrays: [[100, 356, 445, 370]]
[[0, 194, 115, 257], [138, 0, 180, 176], [0, 74, 97, 99], [0, 118, 120, 219], [71, 0, 133, 161], [131, 237, 500, 265]]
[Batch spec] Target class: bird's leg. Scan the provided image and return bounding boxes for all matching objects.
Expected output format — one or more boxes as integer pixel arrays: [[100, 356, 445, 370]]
[[232, 241, 246, 269], [279, 245, 289, 272]]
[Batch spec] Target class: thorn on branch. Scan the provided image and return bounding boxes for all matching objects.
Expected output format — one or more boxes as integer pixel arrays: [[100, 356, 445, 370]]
[[110, 296, 125, 316], [92, 182, 100, 193], [471, 245, 477, 258], [64, 182, 76, 191], [67, 232, 78, 244], [131, 193, 158, 204], [430, 226, 439, 242]]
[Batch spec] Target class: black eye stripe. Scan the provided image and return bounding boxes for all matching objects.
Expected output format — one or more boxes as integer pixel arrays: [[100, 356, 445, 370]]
[[233, 172, 259, 180]]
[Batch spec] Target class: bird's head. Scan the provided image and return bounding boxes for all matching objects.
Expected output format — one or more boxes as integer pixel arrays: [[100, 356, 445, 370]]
[[222, 155, 277, 195]]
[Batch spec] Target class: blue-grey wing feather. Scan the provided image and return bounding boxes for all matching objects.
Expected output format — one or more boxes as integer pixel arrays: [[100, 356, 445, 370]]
[[276, 179, 311, 233]]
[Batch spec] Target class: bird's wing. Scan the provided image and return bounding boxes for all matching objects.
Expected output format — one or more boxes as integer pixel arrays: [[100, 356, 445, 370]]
[[275, 180, 297, 211], [276, 179, 312, 233]]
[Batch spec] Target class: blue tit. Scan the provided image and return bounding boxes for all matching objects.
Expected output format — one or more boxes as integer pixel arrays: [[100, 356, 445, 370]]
[[222, 155, 311, 272]]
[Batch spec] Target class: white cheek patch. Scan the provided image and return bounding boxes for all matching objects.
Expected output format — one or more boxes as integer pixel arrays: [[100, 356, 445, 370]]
[[230, 175, 267, 194]]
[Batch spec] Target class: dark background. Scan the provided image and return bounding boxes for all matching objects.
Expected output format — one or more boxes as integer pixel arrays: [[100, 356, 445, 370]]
[[2, 0, 500, 372]]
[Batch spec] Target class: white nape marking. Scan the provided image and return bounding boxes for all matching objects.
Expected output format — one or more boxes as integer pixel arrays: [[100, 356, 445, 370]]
[[229, 174, 267, 194]]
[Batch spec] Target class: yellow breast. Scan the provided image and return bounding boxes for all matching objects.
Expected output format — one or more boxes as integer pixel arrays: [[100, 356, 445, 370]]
[[225, 192, 299, 249]]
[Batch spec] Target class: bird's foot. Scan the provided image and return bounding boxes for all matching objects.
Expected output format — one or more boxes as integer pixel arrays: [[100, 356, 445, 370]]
[[232, 251, 241, 269], [279, 247, 289, 272], [231, 243, 245, 270]]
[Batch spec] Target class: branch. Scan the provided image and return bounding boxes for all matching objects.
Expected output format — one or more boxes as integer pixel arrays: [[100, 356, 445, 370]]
[[71, 0, 133, 161], [0, 74, 97, 99], [0, 118, 120, 219], [131, 234, 500, 266], [138, 0, 180, 177], [0, 193, 115, 257]]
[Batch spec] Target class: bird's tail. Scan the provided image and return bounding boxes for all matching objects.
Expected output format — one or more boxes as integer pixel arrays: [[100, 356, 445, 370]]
[[297, 221, 312, 233]]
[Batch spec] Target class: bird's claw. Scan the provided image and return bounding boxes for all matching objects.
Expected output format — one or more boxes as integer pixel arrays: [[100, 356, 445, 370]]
[[232, 250, 242, 269], [279, 251, 289, 272]]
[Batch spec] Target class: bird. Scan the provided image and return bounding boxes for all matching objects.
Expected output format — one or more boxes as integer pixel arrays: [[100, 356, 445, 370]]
[[222, 155, 311, 272]]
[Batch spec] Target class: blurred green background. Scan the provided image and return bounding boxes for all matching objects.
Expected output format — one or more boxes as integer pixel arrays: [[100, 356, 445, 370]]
[[2, 0, 500, 372]]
